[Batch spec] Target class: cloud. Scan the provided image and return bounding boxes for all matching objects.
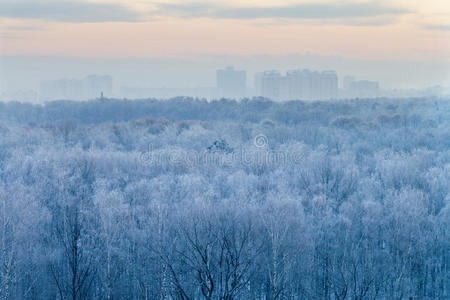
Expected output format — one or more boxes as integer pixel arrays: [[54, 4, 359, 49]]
[[0, 0, 141, 23], [152, 2, 409, 21], [0, 1, 410, 26], [423, 24, 450, 31], [0, 34, 22, 40], [3, 25, 45, 31]]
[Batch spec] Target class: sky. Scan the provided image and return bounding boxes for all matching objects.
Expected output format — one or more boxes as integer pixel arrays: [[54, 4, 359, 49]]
[[0, 0, 449, 93]]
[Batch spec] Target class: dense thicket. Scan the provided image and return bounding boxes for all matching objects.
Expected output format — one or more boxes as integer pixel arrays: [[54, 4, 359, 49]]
[[0, 97, 449, 299]]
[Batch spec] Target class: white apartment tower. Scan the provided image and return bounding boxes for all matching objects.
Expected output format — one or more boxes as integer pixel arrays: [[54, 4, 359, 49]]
[[216, 66, 246, 99]]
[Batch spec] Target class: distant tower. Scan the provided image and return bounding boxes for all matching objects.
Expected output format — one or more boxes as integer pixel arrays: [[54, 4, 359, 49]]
[[100, 91, 104, 100], [216, 66, 246, 99]]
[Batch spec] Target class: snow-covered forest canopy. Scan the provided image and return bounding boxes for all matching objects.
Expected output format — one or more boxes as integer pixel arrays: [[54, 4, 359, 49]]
[[0, 97, 449, 299]]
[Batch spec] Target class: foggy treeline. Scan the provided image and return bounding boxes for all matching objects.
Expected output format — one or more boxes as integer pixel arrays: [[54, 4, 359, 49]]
[[0, 97, 449, 299]]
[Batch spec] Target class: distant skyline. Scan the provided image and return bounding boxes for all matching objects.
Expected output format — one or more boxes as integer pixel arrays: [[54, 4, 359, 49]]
[[0, 0, 449, 95]]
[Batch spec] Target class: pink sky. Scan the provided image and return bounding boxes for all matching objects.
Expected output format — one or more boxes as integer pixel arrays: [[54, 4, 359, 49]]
[[0, 0, 449, 62]]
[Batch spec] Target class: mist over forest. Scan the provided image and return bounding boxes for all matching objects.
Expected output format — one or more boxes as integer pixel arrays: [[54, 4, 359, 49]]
[[2, 54, 449, 94], [0, 97, 449, 299]]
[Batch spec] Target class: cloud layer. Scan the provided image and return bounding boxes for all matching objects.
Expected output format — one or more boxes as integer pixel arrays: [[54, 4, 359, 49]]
[[0, 0, 140, 22], [0, 1, 410, 24], [423, 24, 450, 31], [152, 2, 409, 20]]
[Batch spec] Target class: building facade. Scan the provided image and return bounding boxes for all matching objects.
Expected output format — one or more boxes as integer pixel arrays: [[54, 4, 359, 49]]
[[255, 69, 338, 101], [216, 66, 246, 99]]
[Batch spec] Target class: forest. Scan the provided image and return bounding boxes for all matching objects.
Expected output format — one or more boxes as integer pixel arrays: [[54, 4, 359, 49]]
[[0, 96, 449, 299]]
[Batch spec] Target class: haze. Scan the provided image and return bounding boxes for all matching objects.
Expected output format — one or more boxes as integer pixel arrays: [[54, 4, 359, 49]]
[[1, 0, 449, 97]]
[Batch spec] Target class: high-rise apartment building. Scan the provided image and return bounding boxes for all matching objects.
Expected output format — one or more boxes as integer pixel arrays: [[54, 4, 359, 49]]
[[216, 66, 246, 99], [255, 71, 282, 100], [256, 69, 338, 101]]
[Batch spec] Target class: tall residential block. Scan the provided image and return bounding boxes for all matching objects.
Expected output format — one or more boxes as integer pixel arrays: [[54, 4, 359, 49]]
[[216, 66, 246, 99]]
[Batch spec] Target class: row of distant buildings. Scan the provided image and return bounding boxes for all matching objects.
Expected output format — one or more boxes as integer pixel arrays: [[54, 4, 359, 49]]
[[342, 76, 380, 99], [254, 69, 338, 101], [217, 66, 379, 101], [40, 75, 113, 101], [37, 68, 380, 102]]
